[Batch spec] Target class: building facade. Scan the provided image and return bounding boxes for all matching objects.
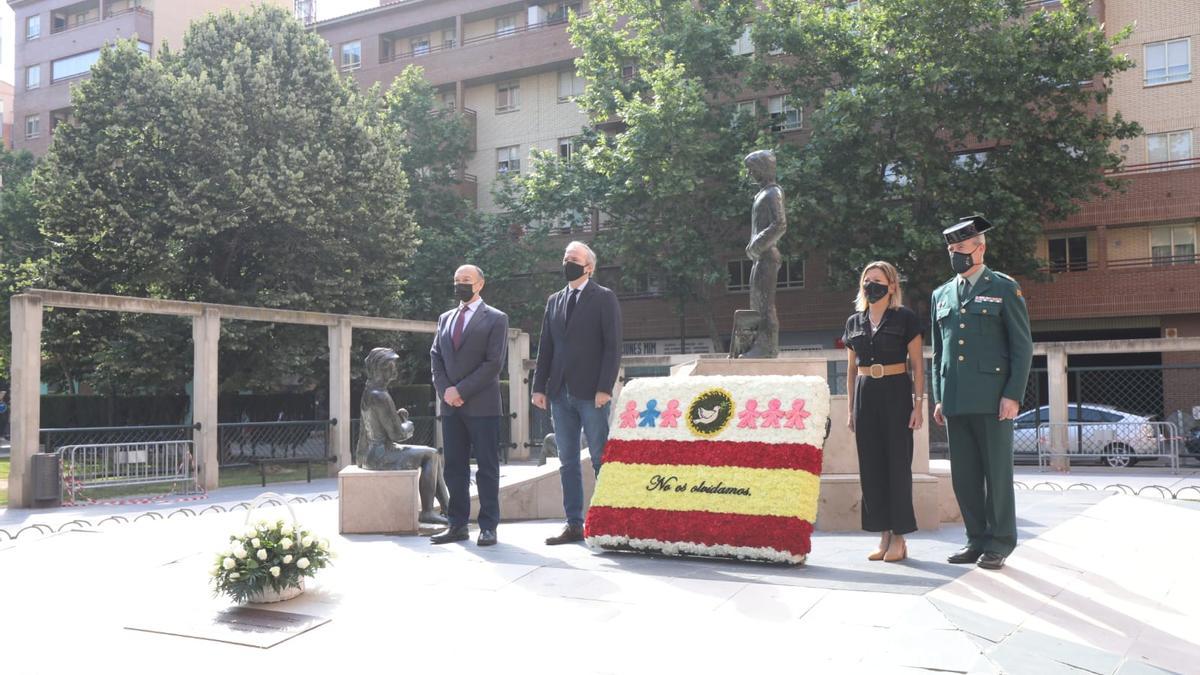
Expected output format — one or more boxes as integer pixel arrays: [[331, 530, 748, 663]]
[[318, 0, 1197, 358], [8, 0, 292, 155]]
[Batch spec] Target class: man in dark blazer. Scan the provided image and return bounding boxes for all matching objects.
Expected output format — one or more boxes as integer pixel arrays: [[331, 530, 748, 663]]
[[532, 241, 623, 545], [430, 264, 509, 547]]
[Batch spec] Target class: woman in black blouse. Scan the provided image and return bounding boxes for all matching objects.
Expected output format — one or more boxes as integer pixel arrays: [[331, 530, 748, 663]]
[[843, 261, 925, 562]]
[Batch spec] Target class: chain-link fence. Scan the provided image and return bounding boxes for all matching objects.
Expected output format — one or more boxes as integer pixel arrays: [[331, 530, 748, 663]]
[[41, 424, 196, 455], [217, 420, 334, 466]]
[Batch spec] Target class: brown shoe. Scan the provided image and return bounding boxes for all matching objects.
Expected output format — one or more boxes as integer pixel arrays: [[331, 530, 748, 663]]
[[545, 524, 585, 545]]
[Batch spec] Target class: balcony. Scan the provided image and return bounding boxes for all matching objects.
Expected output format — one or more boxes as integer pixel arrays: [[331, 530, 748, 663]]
[[1022, 254, 1200, 321], [353, 12, 583, 87], [453, 172, 478, 207], [1049, 159, 1200, 232]]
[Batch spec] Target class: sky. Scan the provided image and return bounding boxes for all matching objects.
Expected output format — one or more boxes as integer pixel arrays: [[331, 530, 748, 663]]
[[316, 0, 383, 21]]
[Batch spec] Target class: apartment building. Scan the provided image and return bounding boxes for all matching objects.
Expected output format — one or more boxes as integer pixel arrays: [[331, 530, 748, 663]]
[[314, 0, 1199, 360], [8, 0, 293, 155], [0, 80, 13, 148]]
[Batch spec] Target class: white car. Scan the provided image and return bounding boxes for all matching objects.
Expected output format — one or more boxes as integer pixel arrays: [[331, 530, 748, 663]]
[[1012, 404, 1162, 468]]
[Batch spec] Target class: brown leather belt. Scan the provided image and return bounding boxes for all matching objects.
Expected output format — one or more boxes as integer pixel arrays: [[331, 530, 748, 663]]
[[857, 363, 908, 379]]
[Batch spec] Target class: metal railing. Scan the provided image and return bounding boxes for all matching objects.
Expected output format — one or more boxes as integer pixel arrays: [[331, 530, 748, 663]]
[[1034, 421, 1180, 472], [380, 12, 585, 65], [217, 420, 334, 466], [58, 440, 198, 503], [1108, 157, 1200, 175], [1107, 254, 1200, 269]]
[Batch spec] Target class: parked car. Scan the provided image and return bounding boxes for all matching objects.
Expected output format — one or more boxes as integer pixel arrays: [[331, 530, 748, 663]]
[[1012, 404, 1163, 468]]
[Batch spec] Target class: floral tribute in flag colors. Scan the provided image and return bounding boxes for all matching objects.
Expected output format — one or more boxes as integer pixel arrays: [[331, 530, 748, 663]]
[[586, 375, 829, 564]]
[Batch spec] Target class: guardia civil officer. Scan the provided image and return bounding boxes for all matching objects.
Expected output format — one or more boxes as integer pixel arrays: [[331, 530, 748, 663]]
[[843, 261, 924, 563], [931, 216, 1033, 571]]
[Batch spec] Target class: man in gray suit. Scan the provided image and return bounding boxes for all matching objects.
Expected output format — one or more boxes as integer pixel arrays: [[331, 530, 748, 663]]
[[533, 241, 623, 545], [429, 265, 510, 547]]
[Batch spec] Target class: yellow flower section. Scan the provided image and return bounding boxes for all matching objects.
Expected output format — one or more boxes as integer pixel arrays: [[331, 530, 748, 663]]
[[591, 462, 819, 521]]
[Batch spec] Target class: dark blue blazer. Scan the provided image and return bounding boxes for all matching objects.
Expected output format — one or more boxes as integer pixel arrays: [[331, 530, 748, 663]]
[[532, 281, 622, 400], [430, 301, 509, 417]]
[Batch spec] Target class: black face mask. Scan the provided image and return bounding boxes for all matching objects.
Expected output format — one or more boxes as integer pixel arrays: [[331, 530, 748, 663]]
[[950, 246, 979, 275], [863, 281, 889, 305], [563, 261, 586, 282], [454, 283, 475, 303]]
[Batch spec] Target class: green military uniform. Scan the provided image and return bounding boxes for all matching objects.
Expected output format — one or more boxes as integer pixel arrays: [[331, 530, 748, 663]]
[[931, 265, 1033, 556]]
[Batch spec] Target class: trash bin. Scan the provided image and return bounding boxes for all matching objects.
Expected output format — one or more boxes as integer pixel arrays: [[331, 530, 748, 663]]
[[31, 453, 62, 508]]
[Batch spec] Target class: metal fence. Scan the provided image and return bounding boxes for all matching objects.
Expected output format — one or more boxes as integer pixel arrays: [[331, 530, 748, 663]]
[[41, 424, 197, 456], [59, 440, 198, 503], [217, 420, 335, 467], [1033, 421, 1180, 471]]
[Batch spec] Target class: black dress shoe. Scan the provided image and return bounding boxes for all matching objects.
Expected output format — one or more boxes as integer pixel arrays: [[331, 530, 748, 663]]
[[947, 546, 984, 564], [977, 552, 1007, 570], [545, 524, 585, 545], [477, 530, 497, 547], [430, 525, 469, 544]]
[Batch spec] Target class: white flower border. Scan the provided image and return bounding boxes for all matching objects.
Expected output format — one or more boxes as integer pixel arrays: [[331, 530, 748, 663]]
[[586, 534, 806, 565], [613, 375, 830, 447]]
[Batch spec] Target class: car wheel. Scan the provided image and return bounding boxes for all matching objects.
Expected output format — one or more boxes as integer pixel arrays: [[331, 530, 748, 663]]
[[1102, 443, 1132, 468]]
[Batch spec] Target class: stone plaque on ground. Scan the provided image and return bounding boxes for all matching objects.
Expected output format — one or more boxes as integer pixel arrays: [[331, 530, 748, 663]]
[[125, 607, 330, 648]]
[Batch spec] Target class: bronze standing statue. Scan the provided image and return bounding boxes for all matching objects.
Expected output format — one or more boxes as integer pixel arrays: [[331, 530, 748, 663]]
[[733, 149, 787, 359], [357, 347, 450, 525]]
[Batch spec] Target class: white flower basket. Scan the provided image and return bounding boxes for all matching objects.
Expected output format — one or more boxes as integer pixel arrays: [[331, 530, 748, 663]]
[[247, 578, 305, 604]]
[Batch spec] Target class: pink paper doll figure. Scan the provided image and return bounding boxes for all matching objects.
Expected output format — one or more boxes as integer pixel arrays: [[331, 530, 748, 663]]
[[658, 400, 682, 428], [619, 401, 640, 428], [760, 399, 786, 428], [785, 399, 812, 429], [737, 399, 760, 429]]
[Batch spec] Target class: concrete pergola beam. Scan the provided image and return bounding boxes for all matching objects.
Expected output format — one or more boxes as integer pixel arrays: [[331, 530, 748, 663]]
[[8, 289, 533, 507]]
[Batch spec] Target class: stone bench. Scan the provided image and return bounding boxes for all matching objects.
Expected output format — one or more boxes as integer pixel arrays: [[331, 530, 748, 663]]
[[338, 465, 420, 535]]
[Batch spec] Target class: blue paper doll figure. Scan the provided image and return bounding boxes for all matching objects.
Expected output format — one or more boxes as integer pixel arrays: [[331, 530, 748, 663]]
[[638, 399, 661, 427]]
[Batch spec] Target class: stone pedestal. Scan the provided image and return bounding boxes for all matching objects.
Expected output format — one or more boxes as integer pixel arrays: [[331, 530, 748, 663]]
[[672, 355, 826, 378], [338, 466, 420, 535]]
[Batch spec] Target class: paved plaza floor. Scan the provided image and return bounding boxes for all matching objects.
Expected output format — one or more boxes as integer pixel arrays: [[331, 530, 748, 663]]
[[2, 470, 1198, 674]]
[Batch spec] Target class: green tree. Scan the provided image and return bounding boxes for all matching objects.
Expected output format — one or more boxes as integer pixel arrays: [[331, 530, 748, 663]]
[[754, 0, 1141, 299], [29, 6, 415, 393], [382, 66, 555, 382], [500, 0, 767, 350], [0, 148, 42, 378]]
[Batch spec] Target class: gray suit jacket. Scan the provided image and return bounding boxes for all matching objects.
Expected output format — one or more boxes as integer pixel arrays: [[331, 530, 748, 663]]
[[430, 301, 509, 417]]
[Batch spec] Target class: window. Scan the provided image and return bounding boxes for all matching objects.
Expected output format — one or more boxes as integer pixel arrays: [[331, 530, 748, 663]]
[[558, 70, 585, 102], [1047, 235, 1088, 272], [732, 26, 754, 56], [25, 115, 40, 139], [545, 2, 581, 24], [497, 145, 521, 175], [558, 137, 575, 161], [624, 273, 662, 297], [1145, 38, 1190, 86], [621, 61, 637, 80], [137, 41, 151, 56], [411, 36, 430, 56], [1147, 130, 1192, 166], [49, 108, 72, 133], [777, 259, 805, 288], [954, 151, 989, 168], [733, 100, 756, 126], [26, 15, 40, 40], [26, 65, 41, 90], [1151, 226, 1196, 266], [728, 260, 753, 291], [441, 91, 457, 110], [768, 95, 801, 131], [340, 41, 361, 70], [442, 29, 457, 49], [496, 15, 516, 37], [496, 80, 520, 113], [729, 259, 805, 290], [52, 49, 101, 83]]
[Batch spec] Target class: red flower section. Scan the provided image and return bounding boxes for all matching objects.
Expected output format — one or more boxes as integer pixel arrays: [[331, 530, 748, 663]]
[[585, 506, 814, 555], [602, 439, 823, 475]]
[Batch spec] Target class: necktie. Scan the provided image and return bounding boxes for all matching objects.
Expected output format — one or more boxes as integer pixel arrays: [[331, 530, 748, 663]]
[[451, 306, 468, 350], [566, 289, 579, 325], [960, 278, 971, 298]]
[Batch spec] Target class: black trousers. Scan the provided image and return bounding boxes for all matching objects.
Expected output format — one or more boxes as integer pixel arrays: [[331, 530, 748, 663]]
[[853, 374, 917, 534], [441, 412, 501, 531]]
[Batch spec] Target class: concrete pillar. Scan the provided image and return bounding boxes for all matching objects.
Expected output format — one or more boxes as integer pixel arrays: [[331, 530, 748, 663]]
[[507, 331, 531, 460], [1047, 346, 1070, 472], [328, 318, 353, 468], [192, 308, 221, 490], [9, 294, 43, 508]]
